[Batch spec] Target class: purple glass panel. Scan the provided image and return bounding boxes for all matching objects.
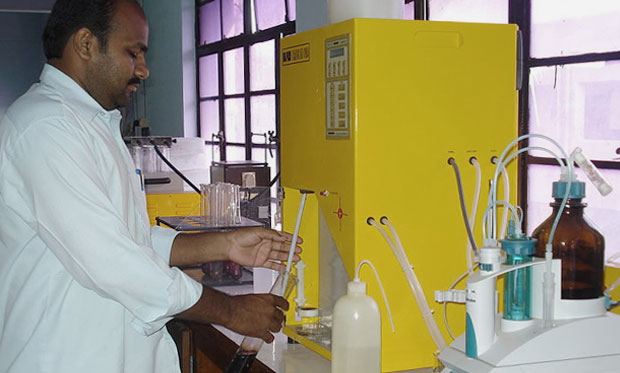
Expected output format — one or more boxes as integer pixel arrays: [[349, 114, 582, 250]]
[[404, 2, 415, 20], [527, 165, 620, 261], [255, 0, 285, 30], [227, 145, 246, 161], [286, 0, 296, 21], [528, 62, 620, 162], [199, 54, 219, 98], [531, 1, 620, 58], [251, 95, 275, 134], [222, 0, 244, 38], [429, 0, 507, 23], [250, 40, 275, 91], [199, 1, 222, 45], [225, 98, 245, 143], [224, 48, 245, 95], [200, 99, 220, 139]]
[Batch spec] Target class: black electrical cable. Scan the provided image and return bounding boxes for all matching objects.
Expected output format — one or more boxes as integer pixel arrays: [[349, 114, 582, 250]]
[[448, 158, 479, 257], [151, 142, 201, 195]]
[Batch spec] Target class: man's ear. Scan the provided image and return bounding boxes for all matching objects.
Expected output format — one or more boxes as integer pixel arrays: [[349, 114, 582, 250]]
[[71, 27, 100, 61]]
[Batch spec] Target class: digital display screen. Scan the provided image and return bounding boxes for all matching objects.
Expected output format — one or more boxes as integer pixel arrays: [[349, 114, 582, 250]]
[[330, 48, 345, 58]]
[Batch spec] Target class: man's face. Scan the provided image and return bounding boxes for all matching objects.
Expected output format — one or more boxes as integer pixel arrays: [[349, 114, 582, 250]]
[[86, 1, 149, 111]]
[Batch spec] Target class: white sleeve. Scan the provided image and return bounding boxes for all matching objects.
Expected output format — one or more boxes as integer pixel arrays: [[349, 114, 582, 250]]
[[9, 119, 201, 335], [150, 225, 180, 264]]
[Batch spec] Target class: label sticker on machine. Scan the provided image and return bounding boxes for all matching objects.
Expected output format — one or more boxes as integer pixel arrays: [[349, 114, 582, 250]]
[[282, 43, 310, 65], [325, 35, 350, 139]]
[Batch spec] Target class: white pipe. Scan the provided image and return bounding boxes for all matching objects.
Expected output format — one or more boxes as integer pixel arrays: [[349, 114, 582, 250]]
[[380, 218, 447, 351], [356, 260, 396, 332], [491, 134, 571, 243], [491, 145, 567, 241], [284, 192, 308, 286], [499, 166, 510, 239], [482, 200, 521, 241], [443, 265, 478, 340]]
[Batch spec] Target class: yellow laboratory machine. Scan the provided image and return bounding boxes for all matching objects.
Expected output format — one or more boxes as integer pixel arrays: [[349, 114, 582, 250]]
[[280, 19, 520, 371]]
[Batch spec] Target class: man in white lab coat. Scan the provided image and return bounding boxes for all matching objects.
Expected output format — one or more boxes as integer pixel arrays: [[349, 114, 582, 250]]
[[0, 1, 300, 372]]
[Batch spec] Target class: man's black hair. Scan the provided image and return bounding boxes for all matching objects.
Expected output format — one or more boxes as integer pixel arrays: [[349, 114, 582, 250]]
[[42, 0, 138, 60]]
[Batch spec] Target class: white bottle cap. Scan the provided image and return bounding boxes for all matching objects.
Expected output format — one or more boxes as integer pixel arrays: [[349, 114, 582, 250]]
[[348, 280, 367, 295]]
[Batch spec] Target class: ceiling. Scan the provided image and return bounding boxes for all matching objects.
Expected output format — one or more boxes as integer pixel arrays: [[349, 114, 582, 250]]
[[0, 0, 55, 12]]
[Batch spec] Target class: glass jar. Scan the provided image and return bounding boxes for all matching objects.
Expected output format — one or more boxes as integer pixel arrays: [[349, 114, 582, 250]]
[[532, 181, 605, 299]]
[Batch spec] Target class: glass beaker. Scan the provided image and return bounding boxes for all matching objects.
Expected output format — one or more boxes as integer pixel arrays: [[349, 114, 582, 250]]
[[141, 145, 157, 173], [224, 272, 297, 373]]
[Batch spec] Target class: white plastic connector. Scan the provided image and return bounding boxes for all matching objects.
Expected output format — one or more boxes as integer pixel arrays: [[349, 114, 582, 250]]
[[478, 246, 502, 274], [571, 147, 613, 196], [435, 289, 467, 304]]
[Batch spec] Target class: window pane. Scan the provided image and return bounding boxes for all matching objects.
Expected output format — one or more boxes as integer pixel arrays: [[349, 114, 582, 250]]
[[225, 98, 245, 143], [287, 0, 296, 21], [527, 164, 620, 261], [404, 2, 415, 20], [222, 0, 244, 38], [250, 40, 275, 91], [227, 145, 246, 161], [255, 0, 285, 30], [198, 1, 221, 45], [531, 0, 620, 58], [251, 95, 276, 134], [528, 62, 620, 161], [252, 147, 276, 176], [429, 0, 507, 23], [224, 48, 245, 95], [199, 54, 218, 98], [200, 99, 220, 138]]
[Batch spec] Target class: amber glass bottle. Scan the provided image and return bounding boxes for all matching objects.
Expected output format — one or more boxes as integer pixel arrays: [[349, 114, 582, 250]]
[[532, 181, 605, 299]]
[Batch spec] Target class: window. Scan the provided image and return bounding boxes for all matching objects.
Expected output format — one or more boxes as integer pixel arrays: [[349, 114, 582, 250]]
[[196, 0, 295, 173], [512, 1, 620, 260], [428, 0, 508, 23]]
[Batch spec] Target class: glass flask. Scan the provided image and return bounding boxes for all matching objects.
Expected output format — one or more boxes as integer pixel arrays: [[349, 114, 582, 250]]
[[224, 272, 297, 373], [532, 181, 605, 299], [501, 230, 536, 321]]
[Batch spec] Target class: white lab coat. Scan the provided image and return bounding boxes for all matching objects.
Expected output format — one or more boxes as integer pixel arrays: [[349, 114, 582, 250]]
[[0, 64, 202, 373]]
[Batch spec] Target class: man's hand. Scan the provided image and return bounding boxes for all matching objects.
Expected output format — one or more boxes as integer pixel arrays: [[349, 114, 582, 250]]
[[176, 286, 289, 343], [224, 294, 289, 343], [226, 227, 302, 271], [169, 228, 302, 269]]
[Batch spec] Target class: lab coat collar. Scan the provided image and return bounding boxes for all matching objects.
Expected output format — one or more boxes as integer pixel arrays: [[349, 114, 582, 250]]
[[39, 64, 122, 128]]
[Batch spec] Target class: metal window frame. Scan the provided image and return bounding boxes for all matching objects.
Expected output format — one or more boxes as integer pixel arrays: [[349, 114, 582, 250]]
[[195, 0, 295, 165]]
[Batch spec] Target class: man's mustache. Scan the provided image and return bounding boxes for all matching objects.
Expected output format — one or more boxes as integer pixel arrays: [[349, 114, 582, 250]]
[[128, 78, 141, 86]]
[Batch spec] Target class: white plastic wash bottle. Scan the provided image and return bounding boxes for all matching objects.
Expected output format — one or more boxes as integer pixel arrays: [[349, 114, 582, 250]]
[[331, 260, 394, 373]]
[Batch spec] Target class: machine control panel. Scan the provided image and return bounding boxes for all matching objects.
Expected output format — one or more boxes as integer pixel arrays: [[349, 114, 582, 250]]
[[325, 36, 350, 139]]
